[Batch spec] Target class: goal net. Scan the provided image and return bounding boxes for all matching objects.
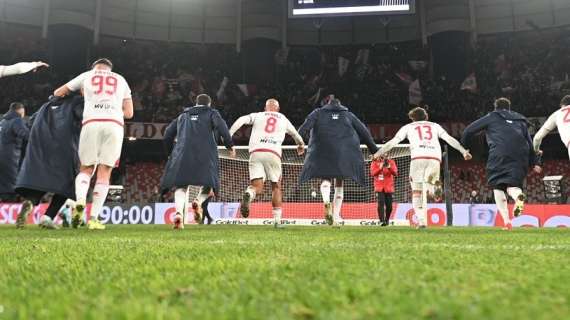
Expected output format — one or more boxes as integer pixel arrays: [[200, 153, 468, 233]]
[[205, 145, 411, 222]]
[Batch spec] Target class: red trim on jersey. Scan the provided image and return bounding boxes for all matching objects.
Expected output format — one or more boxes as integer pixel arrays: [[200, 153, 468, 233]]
[[82, 119, 124, 127], [250, 148, 282, 159], [411, 156, 442, 163]]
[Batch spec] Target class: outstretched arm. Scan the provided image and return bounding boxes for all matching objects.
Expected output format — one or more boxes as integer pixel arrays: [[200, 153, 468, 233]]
[[533, 112, 557, 153], [286, 120, 305, 147], [229, 114, 254, 136], [163, 118, 178, 155], [350, 113, 379, 154], [298, 109, 319, 141], [0, 61, 49, 78], [461, 114, 491, 147], [54, 72, 88, 97], [212, 111, 234, 150], [524, 122, 539, 168], [439, 128, 469, 157], [375, 126, 407, 158]]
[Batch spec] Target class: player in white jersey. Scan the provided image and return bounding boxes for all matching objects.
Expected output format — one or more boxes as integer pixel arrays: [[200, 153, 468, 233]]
[[374, 107, 472, 228], [533, 95, 570, 159], [0, 61, 49, 78], [53, 58, 133, 230], [229, 99, 305, 228]]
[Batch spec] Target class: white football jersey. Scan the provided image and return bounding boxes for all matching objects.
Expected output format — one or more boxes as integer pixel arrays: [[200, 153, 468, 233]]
[[538, 106, 570, 147], [389, 121, 466, 161], [66, 69, 132, 125], [230, 111, 303, 157]]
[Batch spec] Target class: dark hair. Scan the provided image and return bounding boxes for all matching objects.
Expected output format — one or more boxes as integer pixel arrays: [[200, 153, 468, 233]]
[[9, 102, 24, 112], [324, 94, 341, 106], [408, 107, 428, 122], [494, 97, 511, 110], [91, 58, 113, 70], [560, 95, 570, 107], [196, 94, 212, 106]]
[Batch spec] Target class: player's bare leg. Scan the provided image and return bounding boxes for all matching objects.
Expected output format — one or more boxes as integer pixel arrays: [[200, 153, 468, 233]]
[[173, 187, 187, 229], [494, 189, 512, 231], [73, 165, 95, 228], [241, 179, 264, 218], [332, 178, 344, 227], [507, 187, 525, 218], [320, 180, 333, 225], [87, 165, 112, 230], [271, 181, 284, 229]]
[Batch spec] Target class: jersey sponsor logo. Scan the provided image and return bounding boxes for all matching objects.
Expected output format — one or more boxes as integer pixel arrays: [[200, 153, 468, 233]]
[[259, 137, 279, 145], [51, 105, 60, 110], [190, 115, 199, 121], [94, 103, 115, 110], [332, 113, 339, 120]]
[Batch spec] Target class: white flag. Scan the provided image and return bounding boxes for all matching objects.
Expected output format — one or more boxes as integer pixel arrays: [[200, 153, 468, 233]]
[[409, 79, 422, 105], [338, 56, 350, 77], [216, 76, 229, 100], [461, 73, 477, 93]]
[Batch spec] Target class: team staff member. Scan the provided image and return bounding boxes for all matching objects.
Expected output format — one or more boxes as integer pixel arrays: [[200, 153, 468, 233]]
[[0, 102, 30, 202], [370, 157, 398, 226]]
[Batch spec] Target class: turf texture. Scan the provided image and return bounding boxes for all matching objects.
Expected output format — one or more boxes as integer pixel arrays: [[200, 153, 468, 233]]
[[0, 225, 568, 319]]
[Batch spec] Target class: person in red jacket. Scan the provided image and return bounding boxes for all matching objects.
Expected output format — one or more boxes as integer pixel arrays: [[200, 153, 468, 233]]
[[370, 157, 398, 226]]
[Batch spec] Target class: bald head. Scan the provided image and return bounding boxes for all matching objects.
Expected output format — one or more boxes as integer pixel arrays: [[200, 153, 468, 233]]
[[265, 98, 280, 112]]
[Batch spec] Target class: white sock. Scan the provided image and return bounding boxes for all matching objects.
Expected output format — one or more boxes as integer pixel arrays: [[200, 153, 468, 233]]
[[421, 183, 429, 225], [333, 186, 344, 221], [494, 189, 510, 225], [412, 191, 426, 226], [246, 186, 256, 201], [320, 180, 331, 204], [74, 172, 91, 202], [90, 182, 109, 220], [506, 187, 522, 201], [174, 188, 187, 215], [272, 207, 282, 224]]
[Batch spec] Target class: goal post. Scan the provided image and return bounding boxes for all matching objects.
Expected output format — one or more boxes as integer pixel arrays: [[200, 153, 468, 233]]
[[213, 144, 411, 222]]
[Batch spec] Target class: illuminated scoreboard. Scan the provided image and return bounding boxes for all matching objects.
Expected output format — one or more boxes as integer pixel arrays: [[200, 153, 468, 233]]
[[289, 0, 415, 18]]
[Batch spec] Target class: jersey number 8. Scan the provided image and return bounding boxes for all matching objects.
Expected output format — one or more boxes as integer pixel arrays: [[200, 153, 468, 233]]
[[265, 117, 277, 133]]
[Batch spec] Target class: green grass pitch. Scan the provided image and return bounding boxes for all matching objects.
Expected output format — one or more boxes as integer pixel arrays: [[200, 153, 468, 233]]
[[0, 225, 569, 319]]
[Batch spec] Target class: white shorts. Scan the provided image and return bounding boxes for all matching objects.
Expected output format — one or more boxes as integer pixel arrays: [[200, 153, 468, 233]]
[[249, 151, 282, 183], [78, 122, 124, 167], [409, 159, 441, 189]]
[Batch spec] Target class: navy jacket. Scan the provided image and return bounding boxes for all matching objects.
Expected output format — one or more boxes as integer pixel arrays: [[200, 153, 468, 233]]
[[15, 96, 83, 199], [160, 106, 234, 191], [298, 103, 379, 186], [461, 110, 537, 188], [0, 110, 30, 193]]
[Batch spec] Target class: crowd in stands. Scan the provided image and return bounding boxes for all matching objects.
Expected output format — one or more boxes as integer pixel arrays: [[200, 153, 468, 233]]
[[3, 28, 570, 128]]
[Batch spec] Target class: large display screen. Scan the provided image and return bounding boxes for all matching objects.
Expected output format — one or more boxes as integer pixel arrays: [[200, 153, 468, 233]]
[[289, 0, 415, 18]]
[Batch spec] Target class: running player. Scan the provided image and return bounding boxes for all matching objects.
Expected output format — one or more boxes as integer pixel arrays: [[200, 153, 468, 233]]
[[229, 98, 305, 228], [299, 95, 378, 227], [53, 58, 133, 230], [375, 107, 472, 229], [462, 98, 541, 231], [533, 95, 570, 159]]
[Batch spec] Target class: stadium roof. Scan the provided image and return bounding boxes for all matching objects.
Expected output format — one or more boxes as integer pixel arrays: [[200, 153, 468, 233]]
[[1, 0, 569, 47]]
